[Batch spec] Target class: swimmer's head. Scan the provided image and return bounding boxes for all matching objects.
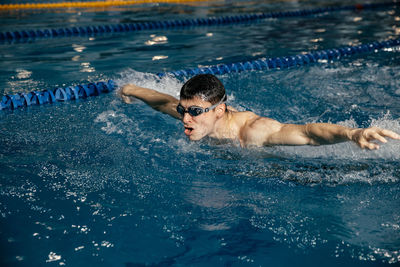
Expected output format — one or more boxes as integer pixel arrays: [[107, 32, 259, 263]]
[[180, 74, 227, 104], [178, 74, 228, 141]]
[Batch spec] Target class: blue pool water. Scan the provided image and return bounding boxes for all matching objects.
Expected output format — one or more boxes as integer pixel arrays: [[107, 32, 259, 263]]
[[1, 0, 400, 266]]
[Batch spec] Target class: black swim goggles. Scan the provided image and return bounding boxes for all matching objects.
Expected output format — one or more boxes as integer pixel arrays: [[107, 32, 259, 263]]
[[176, 94, 226, 117]]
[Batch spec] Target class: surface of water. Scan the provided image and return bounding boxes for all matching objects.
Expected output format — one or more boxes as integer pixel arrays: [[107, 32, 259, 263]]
[[1, 1, 400, 266]]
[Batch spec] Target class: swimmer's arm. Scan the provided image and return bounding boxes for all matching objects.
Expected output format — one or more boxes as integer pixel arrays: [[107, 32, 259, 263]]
[[301, 123, 400, 149], [243, 118, 400, 149], [120, 84, 181, 120]]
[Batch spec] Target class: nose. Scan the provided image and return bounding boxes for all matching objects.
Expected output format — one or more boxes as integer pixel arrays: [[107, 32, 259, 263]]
[[182, 112, 192, 124]]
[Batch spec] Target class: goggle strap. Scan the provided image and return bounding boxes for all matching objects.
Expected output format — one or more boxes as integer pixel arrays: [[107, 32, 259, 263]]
[[204, 94, 226, 112]]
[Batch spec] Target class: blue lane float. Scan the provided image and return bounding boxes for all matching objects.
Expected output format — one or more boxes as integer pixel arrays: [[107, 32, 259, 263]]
[[158, 38, 400, 77], [1, 38, 400, 111], [0, 1, 398, 42], [0, 80, 115, 111]]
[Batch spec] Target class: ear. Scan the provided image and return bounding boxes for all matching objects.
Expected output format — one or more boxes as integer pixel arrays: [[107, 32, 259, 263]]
[[215, 103, 226, 118]]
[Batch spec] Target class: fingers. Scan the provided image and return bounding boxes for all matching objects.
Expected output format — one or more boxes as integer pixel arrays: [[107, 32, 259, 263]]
[[358, 139, 380, 150], [117, 88, 134, 104], [380, 129, 400, 140], [366, 142, 379, 150], [370, 132, 387, 143], [121, 94, 134, 104], [357, 127, 400, 150], [367, 128, 400, 142]]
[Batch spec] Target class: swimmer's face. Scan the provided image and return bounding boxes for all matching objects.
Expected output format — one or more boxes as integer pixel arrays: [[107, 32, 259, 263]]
[[178, 97, 221, 141]]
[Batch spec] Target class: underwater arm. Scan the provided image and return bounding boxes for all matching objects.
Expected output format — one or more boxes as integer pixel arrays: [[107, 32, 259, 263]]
[[120, 84, 181, 120]]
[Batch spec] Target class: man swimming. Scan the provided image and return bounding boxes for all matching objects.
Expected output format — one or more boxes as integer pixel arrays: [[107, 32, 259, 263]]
[[120, 74, 400, 149]]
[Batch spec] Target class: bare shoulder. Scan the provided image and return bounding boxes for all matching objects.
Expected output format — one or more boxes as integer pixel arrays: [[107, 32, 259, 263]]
[[231, 111, 282, 146], [229, 110, 279, 128], [247, 114, 280, 129], [228, 110, 255, 127]]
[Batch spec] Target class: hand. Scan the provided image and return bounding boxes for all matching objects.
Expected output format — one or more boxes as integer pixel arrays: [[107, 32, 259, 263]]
[[119, 91, 135, 104], [350, 126, 400, 150], [118, 84, 138, 104]]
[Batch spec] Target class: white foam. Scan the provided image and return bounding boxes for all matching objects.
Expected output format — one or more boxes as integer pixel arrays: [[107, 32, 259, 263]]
[[94, 109, 141, 146], [114, 69, 182, 99]]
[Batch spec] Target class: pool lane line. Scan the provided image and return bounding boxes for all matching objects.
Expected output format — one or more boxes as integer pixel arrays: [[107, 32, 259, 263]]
[[1, 1, 398, 42], [0, 80, 115, 111], [0, 0, 213, 10], [157, 38, 400, 77], [1, 38, 399, 111]]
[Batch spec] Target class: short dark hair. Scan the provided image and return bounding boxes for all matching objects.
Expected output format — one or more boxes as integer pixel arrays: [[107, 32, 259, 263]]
[[180, 74, 226, 105]]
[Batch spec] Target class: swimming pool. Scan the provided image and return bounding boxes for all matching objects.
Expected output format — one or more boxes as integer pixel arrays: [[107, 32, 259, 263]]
[[1, 0, 400, 266]]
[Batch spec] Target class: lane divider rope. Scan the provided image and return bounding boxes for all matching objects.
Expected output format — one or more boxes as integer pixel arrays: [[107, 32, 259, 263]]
[[0, 0, 212, 10], [1, 38, 399, 111], [1, 80, 115, 111], [157, 38, 400, 77], [1, 1, 398, 42]]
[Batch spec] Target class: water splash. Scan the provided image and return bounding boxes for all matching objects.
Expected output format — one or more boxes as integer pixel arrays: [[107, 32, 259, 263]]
[[114, 69, 182, 99]]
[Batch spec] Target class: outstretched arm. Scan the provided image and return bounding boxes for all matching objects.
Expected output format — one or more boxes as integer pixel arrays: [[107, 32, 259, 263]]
[[303, 123, 400, 149], [120, 84, 181, 120], [242, 117, 400, 149]]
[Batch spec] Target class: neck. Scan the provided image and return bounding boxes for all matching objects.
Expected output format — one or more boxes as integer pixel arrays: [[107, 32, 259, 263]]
[[209, 110, 238, 140]]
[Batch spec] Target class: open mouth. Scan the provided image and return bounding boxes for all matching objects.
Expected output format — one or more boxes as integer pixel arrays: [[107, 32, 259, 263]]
[[184, 127, 194, 136]]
